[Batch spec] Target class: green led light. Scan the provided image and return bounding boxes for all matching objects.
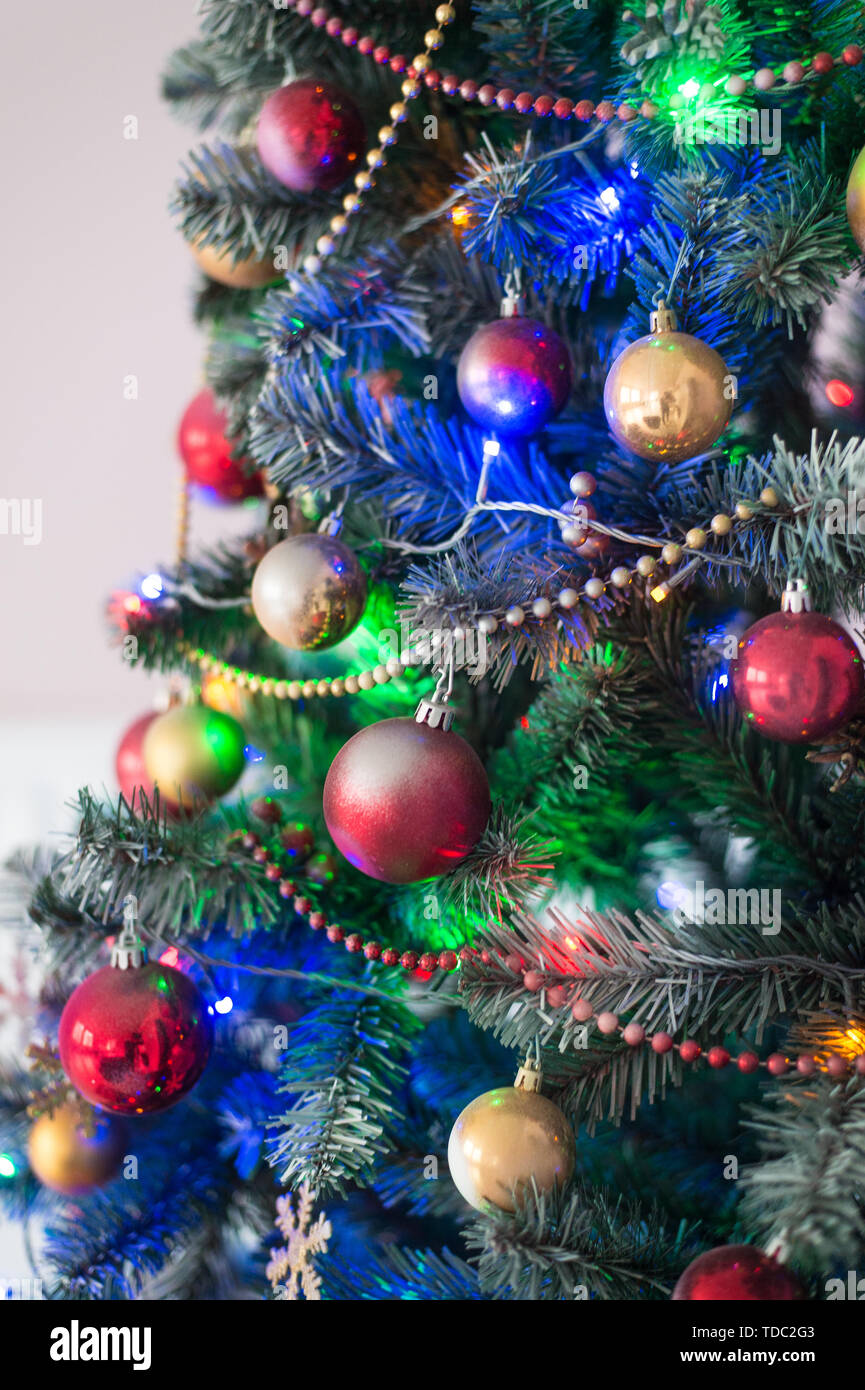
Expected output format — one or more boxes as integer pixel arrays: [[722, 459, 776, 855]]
[[679, 78, 700, 99], [0, 1154, 17, 1178]]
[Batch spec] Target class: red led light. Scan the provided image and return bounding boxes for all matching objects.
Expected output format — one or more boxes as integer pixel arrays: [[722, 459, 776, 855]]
[[826, 379, 855, 407]]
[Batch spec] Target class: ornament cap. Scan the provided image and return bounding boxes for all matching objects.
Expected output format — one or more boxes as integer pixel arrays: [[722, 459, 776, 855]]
[[780, 578, 812, 614], [500, 291, 524, 318], [649, 298, 678, 333], [111, 896, 148, 970], [415, 689, 456, 732], [514, 1056, 543, 1093]]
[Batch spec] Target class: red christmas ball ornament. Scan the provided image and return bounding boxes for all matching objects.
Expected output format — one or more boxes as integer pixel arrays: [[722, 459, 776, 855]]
[[731, 582, 864, 743], [323, 698, 491, 883], [59, 918, 213, 1115], [672, 1245, 806, 1301], [257, 79, 366, 192], [177, 389, 263, 503], [457, 313, 572, 436], [115, 712, 159, 804]]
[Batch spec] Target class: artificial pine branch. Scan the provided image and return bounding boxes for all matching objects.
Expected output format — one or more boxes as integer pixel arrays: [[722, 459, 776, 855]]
[[51, 791, 281, 941], [266, 992, 421, 1197], [320, 1245, 483, 1300], [465, 1179, 692, 1299], [740, 1074, 865, 1272], [460, 901, 865, 1126]]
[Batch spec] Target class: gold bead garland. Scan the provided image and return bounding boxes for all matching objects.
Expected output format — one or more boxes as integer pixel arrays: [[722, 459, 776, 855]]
[[167, 485, 779, 695], [175, 469, 192, 571], [302, 3, 456, 276]]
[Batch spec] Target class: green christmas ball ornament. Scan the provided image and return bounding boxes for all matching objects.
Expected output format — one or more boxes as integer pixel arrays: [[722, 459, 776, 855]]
[[142, 703, 247, 808]]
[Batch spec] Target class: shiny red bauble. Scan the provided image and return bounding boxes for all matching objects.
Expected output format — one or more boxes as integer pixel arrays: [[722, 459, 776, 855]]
[[323, 718, 491, 883], [672, 1245, 806, 1301], [731, 609, 864, 742], [115, 712, 159, 804], [257, 79, 366, 193], [177, 389, 263, 503], [59, 961, 213, 1115]]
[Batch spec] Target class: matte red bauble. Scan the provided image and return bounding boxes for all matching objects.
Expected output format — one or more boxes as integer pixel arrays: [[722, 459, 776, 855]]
[[672, 1245, 806, 1301], [257, 79, 366, 193], [115, 712, 159, 804], [177, 389, 263, 503], [457, 316, 572, 436], [323, 710, 491, 883], [731, 588, 864, 743], [59, 960, 213, 1115]]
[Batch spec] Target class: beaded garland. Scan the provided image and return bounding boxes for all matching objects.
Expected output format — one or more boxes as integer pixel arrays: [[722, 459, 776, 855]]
[[165, 467, 772, 702], [233, 816, 865, 1082], [231, 813, 469, 973], [283, 0, 864, 135]]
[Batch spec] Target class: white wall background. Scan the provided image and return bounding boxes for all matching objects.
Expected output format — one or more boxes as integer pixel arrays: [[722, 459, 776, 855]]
[[0, 0, 256, 1281]]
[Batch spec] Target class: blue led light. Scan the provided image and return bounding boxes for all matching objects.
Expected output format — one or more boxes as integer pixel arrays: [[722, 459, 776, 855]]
[[141, 573, 164, 599], [657, 880, 691, 911]]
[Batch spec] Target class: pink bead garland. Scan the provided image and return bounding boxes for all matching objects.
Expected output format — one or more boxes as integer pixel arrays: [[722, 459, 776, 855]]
[[279, 0, 865, 131], [545, 986, 865, 1079]]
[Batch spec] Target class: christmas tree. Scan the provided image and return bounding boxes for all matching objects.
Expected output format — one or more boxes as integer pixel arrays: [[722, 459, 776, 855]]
[[6, 0, 865, 1310]]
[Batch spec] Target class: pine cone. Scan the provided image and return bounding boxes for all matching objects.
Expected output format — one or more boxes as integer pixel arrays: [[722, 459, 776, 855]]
[[621, 0, 727, 88]]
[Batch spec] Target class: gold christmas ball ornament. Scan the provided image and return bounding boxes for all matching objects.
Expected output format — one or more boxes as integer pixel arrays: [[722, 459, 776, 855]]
[[251, 532, 367, 651], [603, 301, 733, 463], [846, 146, 865, 252], [142, 703, 247, 808], [447, 1058, 576, 1213], [28, 1104, 127, 1196], [190, 236, 279, 289]]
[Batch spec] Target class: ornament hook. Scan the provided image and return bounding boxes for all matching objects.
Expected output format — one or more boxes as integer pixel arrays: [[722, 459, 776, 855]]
[[415, 650, 457, 730], [112, 895, 148, 970], [318, 492, 347, 538], [501, 268, 524, 318]]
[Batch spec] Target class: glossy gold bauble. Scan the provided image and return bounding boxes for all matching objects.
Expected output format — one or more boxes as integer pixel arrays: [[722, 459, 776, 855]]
[[846, 146, 865, 252], [448, 1081, 576, 1213], [251, 533, 367, 651], [142, 703, 247, 807], [28, 1104, 126, 1196], [603, 303, 732, 463], [190, 237, 279, 289]]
